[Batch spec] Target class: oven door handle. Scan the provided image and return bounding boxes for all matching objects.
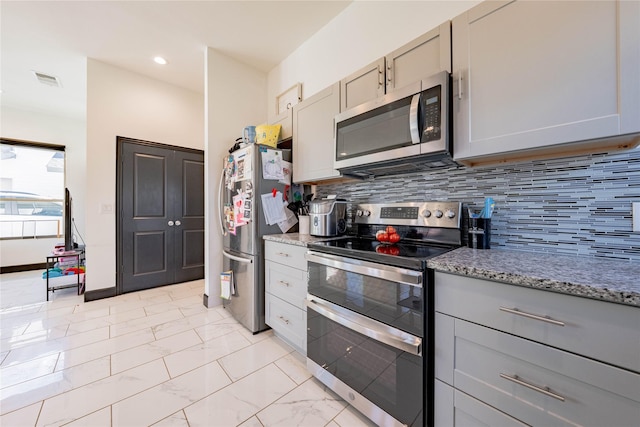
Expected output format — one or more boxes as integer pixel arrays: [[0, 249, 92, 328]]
[[306, 252, 422, 287], [307, 295, 422, 356]]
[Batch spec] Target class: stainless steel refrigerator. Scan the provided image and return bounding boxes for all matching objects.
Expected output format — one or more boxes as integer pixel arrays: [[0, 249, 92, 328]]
[[218, 144, 292, 333]]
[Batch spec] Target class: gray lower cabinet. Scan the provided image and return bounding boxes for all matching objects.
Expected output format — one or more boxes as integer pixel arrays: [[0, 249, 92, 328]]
[[264, 240, 308, 354], [434, 272, 640, 426], [435, 380, 527, 427]]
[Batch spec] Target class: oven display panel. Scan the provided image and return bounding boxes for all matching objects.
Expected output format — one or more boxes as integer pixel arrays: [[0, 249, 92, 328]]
[[380, 206, 419, 220]]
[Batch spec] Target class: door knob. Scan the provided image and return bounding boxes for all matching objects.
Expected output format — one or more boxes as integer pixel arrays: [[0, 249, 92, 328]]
[[175, 220, 181, 226], [168, 221, 174, 226]]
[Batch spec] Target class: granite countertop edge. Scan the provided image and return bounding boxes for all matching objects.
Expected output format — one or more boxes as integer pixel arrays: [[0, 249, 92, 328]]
[[263, 233, 337, 247], [428, 247, 640, 308]]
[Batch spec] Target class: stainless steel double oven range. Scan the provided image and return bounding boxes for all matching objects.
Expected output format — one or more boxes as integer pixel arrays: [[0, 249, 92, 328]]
[[306, 201, 462, 427]]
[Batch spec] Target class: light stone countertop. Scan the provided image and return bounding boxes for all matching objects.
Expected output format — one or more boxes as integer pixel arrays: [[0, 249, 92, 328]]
[[428, 247, 640, 307], [263, 233, 340, 247]]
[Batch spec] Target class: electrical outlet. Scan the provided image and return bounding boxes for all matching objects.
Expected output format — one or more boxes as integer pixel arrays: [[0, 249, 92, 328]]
[[633, 202, 640, 233]]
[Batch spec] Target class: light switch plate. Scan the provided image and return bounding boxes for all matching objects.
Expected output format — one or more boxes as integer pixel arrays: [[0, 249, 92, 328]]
[[633, 202, 640, 233], [100, 203, 114, 214]]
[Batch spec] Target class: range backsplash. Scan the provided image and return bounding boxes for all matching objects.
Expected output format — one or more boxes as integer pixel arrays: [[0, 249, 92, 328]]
[[316, 149, 640, 262]]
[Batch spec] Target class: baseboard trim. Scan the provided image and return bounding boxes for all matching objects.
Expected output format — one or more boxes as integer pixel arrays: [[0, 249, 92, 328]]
[[1, 263, 47, 274], [84, 287, 117, 302]]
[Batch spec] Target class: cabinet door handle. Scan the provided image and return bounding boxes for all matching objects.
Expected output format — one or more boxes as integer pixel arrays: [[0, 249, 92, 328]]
[[378, 64, 383, 88], [168, 221, 174, 226], [499, 373, 565, 402], [457, 71, 463, 100], [175, 220, 181, 226], [276, 252, 290, 257], [278, 315, 290, 325], [278, 280, 290, 287], [499, 306, 565, 327]]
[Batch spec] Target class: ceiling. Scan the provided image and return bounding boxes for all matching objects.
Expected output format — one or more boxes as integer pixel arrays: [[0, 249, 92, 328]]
[[0, 0, 352, 120]]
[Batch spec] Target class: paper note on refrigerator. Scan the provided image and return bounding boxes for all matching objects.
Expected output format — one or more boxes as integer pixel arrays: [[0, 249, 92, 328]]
[[261, 191, 287, 225], [220, 270, 233, 299], [234, 148, 252, 181], [277, 204, 298, 233], [279, 160, 292, 185], [261, 150, 284, 180], [233, 193, 249, 227]]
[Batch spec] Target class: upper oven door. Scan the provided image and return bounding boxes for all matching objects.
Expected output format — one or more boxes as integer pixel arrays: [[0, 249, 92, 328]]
[[334, 71, 450, 171], [306, 251, 424, 338]]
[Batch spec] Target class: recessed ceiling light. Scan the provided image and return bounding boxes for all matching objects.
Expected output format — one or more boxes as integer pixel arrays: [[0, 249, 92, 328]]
[[153, 56, 168, 65]]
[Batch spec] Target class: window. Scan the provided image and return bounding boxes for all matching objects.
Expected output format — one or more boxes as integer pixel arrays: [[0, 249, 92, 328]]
[[0, 139, 65, 239]]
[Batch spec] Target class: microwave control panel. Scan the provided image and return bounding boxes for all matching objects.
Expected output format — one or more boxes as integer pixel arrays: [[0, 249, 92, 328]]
[[421, 85, 441, 143]]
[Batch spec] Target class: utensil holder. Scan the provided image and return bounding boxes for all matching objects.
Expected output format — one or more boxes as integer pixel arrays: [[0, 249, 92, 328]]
[[468, 218, 491, 249], [298, 215, 310, 235]]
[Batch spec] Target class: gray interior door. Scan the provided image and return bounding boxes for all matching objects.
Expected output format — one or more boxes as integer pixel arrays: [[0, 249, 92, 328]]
[[118, 137, 204, 293], [173, 150, 205, 283]]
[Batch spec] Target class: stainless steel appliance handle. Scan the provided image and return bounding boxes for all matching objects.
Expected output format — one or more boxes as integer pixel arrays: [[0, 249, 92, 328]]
[[217, 168, 228, 236], [499, 306, 565, 327], [306, 251, 422, 287], [409, 93, 421, 144], [307, 295, 422, 356], [499, 373, 566, 402], [222, 250, 252, 264]]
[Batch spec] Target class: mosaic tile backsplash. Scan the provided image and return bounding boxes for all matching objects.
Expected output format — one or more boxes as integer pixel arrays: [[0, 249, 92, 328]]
[[316, 148, 640, 262]]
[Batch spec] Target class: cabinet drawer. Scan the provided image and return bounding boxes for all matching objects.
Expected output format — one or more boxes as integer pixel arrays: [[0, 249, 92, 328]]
[[435, 380, 527, 427], [435, 272, 640, 372], [450, 318, 640, 427], [266, 294, 306, 351], [265, 240, 307, 270], [266, 261, 307, 309]]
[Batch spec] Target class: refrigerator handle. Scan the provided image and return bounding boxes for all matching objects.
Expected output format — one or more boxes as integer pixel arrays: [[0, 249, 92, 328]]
[[222, 250, 253, 263], [217, 168, 228, 236]]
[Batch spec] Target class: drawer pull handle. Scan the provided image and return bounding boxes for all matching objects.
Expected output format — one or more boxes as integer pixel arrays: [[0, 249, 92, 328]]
[[499, 306, 565, 327], [276, 252, 290, 257], [500, 373, 566, 402], [277, 315, 290, 325], [278, 280, 290, 287]]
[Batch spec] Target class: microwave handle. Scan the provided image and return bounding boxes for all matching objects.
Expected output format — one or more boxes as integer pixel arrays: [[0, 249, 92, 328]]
[[409, 93, 421, 144]]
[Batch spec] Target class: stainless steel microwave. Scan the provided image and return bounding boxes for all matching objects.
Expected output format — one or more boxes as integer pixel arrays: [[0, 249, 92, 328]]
[[334, 71, 454, 178]]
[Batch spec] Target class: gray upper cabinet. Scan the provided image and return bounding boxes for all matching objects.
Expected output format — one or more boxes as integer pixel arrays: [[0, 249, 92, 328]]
[[340, 58, 385, 112], [292, 82, 341, 183], [385, 22, 451, 93], [340, 21, 452, 111], [453, 0, 640, 165], [270, 109, 292, 141]]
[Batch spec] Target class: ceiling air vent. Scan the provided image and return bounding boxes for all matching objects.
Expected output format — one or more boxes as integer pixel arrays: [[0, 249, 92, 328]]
[[32, 71, 62, 87]]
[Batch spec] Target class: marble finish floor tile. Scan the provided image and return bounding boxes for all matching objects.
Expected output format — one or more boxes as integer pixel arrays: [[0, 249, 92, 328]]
[[256, 378, 347, 426], [0, 272, 374, 427]]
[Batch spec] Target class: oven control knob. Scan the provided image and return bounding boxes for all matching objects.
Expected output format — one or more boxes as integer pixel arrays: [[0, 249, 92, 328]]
[[362, 210, 371, 217], [356, 209, 363, 217], [421, 209, 432, 218], [434, 210, 444, 218], [445, 210, 456, 219]]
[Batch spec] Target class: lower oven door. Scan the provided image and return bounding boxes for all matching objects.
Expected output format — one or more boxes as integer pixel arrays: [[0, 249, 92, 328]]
[[307, 296, 423, 427]]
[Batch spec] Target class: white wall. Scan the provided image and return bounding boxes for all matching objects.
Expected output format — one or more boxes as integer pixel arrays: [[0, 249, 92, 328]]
[[86, 59, 204, 292], [267, 0, 480, 119], [0, 106, 86, 267], [204, 48, 267, 306]]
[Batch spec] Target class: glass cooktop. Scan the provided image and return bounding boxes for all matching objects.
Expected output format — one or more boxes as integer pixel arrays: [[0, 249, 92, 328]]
[[308, 237, 454, 270]]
